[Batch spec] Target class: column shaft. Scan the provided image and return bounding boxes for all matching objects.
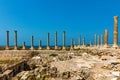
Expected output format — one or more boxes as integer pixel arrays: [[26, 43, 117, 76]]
[[55, 31, 58, 49], [113, 16, 119, 48], [62, 31, 66, 50], [6, 31, 9, 50], [101, 35, 103, 46], [98, 35, 100, 46], [39, 40, 42, 50], [70, 38, 73, 50], [78, 35, 81, 47], [14, 30, 17, 50], [90, 41, 92, 47], [82, 38, 85, 46], [104, 30, 108, 47], [22, 42, 26, 50], [47, 33, 50, 50], [30, 36, 34, 50], [94, 34, 96, 46]]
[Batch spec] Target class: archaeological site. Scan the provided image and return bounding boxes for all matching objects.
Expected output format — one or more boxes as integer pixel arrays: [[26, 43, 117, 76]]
[[0, 16, 120, 80]]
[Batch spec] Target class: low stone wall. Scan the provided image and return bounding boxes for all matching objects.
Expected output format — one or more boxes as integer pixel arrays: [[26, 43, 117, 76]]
[[0, 60, 27, 80], [0, 50, 28, 59]]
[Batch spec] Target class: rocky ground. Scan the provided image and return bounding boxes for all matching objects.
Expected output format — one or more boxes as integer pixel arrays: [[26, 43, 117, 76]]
[[0, 50, 28, 72], [9, 48, 120, 80]]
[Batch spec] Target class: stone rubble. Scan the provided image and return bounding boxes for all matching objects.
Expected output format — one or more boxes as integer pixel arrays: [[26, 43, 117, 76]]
[[2, 49, 120, 80]]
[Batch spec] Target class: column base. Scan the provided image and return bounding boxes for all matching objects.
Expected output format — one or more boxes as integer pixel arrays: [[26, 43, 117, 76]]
[[30, 46, 34, 50], [100, 45, 103, 47], [55, 46, 58, 50], [82, 45, 86, 47], [112, 44, 119, 49], [74, 46, 77, 49], [70, 46, 73, 50], [97, 45, 100, 47], [22, 46, 26, 50], [62, 46, 66, 50], [104, 44, 109, 48], [90, 45, 92, 47], [46, 46, 50, 50], [14, 46, 17, 50], [38, 47, 42, 50], [94, 45, 97, 47], [5, 46, 9, 50], [77, 45, 81, 49]]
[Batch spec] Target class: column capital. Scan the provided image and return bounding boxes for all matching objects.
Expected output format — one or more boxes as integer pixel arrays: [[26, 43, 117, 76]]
[[6, 30, 9, 32], [14, 30, 17, 32]]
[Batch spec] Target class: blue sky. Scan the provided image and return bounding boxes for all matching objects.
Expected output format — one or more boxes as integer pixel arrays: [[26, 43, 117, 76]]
[[0, 0, 120, 46]]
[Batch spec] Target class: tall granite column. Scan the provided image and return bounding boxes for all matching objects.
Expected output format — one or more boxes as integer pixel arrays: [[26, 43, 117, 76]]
[[97, 35, 100, 46], [74, 41, 77, 49], [104, 30, 109, 48], [38, 40, 42, 50], [22, 42, 26, 50], [30, 36, 34, 50], [94, 34, 96, 46], [14, 30, 17, 50], [90, 41, 92, 47], [78, 35, 81, 48], [101, 35, 103, 47], [55, 31, 58, 50], [47, 32, 50, 50], [113, 16, 119, 48], [82, 38, 85, 46], [62, 31, 66, 50], [70, 38, 73, 50], [6, 30, 9, 50]]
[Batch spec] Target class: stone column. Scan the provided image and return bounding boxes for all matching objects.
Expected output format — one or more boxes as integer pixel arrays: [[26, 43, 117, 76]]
[[62, 31, 66, 50], [82, 38, 85, 46], [38, 40, 42, 50], [14, 30, 17, 50], [30, 36, 34, 50], [113, 16, 119, 48], [78, 35, 81, 48], [94, 34, 96, 46], [74, 41, 77, 49], [101, 35, 103, 47], [104, 30, 109, 48], [70, 38, 73, 50], [6, 30, 9, 50], [46, 32, 50, 50], [55, 31, 58, 50], [90, 41, 92, 47], [22, 42, 26, 50], [97, 35, 100, 47]]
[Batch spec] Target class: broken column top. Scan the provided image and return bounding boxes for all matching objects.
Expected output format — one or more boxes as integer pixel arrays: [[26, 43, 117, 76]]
[[114, 16, 118, 18], [114, 16, 118, 25]]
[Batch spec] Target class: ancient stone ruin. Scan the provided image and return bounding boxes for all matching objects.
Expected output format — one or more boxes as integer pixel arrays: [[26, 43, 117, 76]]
[[0, 16, 120, 80]]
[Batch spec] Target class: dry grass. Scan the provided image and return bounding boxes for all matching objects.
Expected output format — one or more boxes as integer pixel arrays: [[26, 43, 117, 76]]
[[0, 58, 19, 64]]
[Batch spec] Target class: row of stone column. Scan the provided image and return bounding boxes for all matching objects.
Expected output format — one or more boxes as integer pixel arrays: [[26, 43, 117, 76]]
[[4, 30, 112, 50], [93, 16, 119, 48], [5, 30, 86, 50], [6, 30, 18, 50], [5, 16, 119, 50], [29, 31, 86, 50], [93, 34, 103, 47], [5, 30, 66, 50], [102, 16, 119, 48]]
